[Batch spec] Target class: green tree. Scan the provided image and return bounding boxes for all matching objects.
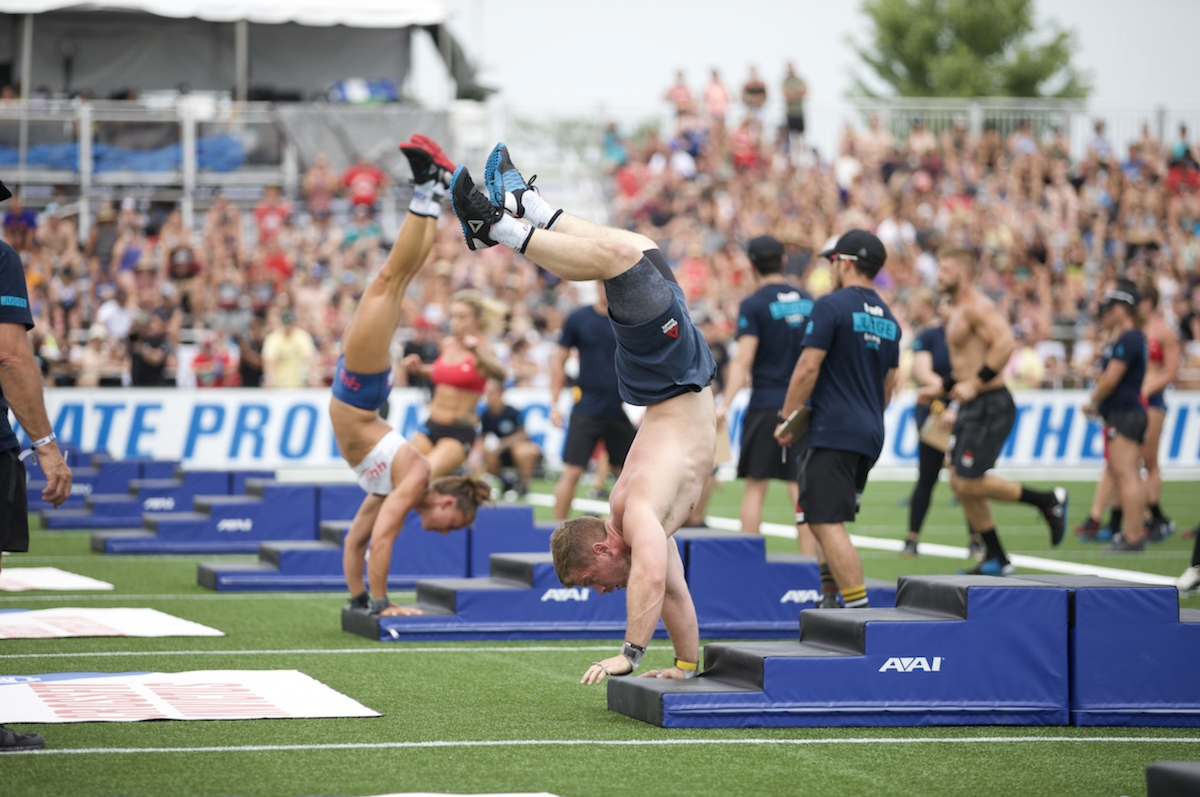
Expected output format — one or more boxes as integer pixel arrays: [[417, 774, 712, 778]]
[[851, 0, 1091, 98]]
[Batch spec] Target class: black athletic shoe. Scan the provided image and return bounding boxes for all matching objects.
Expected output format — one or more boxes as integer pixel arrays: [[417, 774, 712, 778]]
[[398, 134, 457, 187], [899, 539, 919, 558], [485, 141, 537, 217], [1043, 487, 1068, 547], [0, 725, 44, 752], [1146, 518, 1175, 543], [347, 591, 369, 610], [449, 166, 502, 251], [1104, 534, 1145, 553], [1074, 516, 1100, 541], [818, 592, 840, 609]]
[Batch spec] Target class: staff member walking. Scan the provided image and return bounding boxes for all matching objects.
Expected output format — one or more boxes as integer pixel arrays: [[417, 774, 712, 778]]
[[776, 230, 900, 609], [717, 235, 814, 550], [0, 178, 72, 751]]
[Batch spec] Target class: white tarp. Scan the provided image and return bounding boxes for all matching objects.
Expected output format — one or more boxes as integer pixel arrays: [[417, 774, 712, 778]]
[[0, 608, 224, 639], [0, 568, 114, 592], [0, 669, 381, 722], [0, 0, 446, 29]]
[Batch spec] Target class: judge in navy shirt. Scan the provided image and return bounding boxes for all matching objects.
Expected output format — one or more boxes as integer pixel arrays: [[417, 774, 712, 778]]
[[776, 230, 899, 609], [0, 178, 72, 752], [548, 282, 637, 520], [1085, 281, 1149, 552], [717, 235, 813, 546]]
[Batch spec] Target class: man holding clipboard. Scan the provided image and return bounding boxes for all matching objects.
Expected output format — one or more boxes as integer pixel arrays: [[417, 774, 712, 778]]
[[775, 230, 899, 609]]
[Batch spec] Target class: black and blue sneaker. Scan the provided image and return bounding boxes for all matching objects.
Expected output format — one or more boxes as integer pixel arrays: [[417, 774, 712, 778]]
[[449, 166, 502, 251], [484, 142, 540, 219], [1043, 487, 1068, 547], [960, 557, 1014, 576]]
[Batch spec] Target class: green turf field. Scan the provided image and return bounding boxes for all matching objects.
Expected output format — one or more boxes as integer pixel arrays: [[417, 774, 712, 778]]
[[3, 478, 1199, 797]]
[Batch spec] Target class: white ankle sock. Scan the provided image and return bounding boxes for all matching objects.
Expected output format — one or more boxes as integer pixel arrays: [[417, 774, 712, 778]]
[[521, 191, 562, 230], [409, 180, 441, 218], [492, 215, 535, 252]]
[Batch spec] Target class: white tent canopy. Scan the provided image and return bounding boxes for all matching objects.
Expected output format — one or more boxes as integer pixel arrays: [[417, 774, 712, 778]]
[[1, 1, 450, 100], [1, 0, 445, 29]]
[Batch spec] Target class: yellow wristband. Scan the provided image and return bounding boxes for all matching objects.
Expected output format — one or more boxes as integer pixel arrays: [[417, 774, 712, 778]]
[[674, 658, 698, 672]]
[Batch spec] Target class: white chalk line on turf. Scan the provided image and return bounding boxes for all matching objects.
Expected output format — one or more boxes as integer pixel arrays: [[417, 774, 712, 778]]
[[18, 736, 1200, 756], [531, 495, 1179, 586], [0, 645, 616, 660]]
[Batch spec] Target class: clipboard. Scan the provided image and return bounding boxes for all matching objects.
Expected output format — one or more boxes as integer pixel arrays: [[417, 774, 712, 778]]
[[777, 407, 812, 442], [918, 400, 952, 452]]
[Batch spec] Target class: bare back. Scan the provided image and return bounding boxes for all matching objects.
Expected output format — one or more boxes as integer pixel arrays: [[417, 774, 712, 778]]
[[608, 387, 716, 540], [945, 287, 1009, 393]]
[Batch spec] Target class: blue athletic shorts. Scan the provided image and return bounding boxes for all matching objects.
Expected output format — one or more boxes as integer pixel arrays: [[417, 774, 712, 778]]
[[1146, 391, 1166, 411], [609, 282, 716, 406], [332, 355, 393, 411]]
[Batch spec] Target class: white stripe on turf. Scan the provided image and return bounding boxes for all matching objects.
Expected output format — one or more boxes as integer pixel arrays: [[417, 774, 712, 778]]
[[17, 736, 1200, 756], [525, 495, 1179, 586], [0, 645, 617, 659]]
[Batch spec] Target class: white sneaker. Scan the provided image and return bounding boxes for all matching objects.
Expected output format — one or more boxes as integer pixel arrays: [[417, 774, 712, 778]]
[[1177, 565, 1200, 594]]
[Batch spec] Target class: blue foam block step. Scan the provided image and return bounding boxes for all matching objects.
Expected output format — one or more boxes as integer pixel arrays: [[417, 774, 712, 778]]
[[351, 550, 668, 642], [86, 494, 142, 518], [196, 563, 421, 592], [90, 530, 262, 554], [608, 575, 1071, 728], [196, 503, 542, 592], [42, 509, 140, 530], [1017, 574, 1200, 727]]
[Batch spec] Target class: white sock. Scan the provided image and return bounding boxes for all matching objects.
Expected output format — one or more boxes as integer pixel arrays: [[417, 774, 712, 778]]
[[491, 215, 535, 253], [520, 191, 562, 230], [409, 180, 441, 218]]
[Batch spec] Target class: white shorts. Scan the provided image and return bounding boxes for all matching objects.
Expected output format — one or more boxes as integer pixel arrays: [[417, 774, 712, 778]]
[[352, 430, 407, 496]]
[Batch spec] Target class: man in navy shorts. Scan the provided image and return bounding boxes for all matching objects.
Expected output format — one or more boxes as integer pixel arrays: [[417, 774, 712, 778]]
[[452, 143, 716, 685], [776, 230, 899, 609], [549, 281, 637, 520], [0, 178, 73, 751]]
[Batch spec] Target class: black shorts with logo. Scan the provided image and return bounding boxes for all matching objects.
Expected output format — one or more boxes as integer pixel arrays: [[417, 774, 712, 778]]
[[562, 411, 637, 469], [950, 388, 1015, 479], [418, 419, 478, 452], [737, 407, 800, 481], [1105, 409, 1148, 445], [0, 449, 30, 553], [796, 447, 873, 525]]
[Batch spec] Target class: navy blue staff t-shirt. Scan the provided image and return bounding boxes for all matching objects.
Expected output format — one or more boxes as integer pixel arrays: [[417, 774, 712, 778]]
[[481, 405, 523, 439], [558, 305, 626, 418], [736, 281, 812, 410], [0, 240, 33, 453], [911, 324, 951, 428], [1098, 328, 1147, 417], [802, 286, 900, 460]]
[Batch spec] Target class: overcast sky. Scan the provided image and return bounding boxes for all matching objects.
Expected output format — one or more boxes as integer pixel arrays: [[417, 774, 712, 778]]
[[411, 0, 1199, 132]]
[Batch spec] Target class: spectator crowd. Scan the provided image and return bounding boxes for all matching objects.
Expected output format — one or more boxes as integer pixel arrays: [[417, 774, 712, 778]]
[[6, 62, 1200, 396]]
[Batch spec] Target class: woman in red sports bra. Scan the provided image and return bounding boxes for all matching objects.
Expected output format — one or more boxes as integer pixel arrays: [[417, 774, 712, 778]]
[[404, 289, 507, 475], [1139, 286, 1180, 537]]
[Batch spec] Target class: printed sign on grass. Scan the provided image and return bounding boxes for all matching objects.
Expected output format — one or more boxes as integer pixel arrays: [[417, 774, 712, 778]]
[[0, 568, 115, 592], [0, 670, 381, 723], [0, 608, 223, 639]]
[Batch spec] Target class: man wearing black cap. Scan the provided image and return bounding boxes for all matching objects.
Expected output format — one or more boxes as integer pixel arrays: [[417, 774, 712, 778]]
[[775, 229, 899, 609], [0, 179, 73, 751], [919, 247, 1068, 576], [718, 236, 815, 549]]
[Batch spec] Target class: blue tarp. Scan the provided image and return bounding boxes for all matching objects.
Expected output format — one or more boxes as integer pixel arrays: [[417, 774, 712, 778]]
[[0, 134, 245, 172]]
